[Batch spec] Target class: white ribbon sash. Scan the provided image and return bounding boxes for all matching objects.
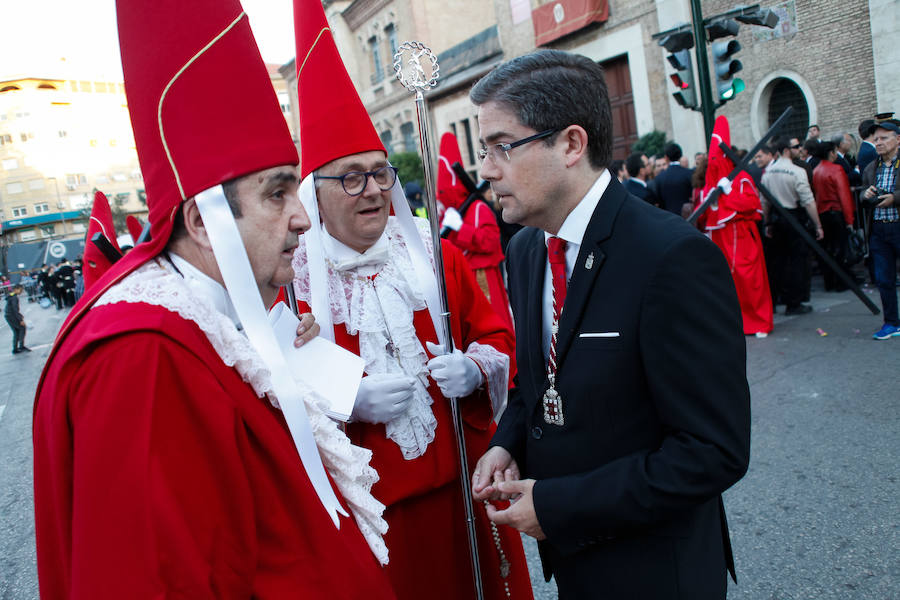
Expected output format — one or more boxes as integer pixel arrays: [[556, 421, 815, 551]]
[[194, 186, 347, 527]]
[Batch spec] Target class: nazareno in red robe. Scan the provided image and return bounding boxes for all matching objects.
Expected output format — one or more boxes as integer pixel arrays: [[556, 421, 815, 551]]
[[699, 173, 774, 335], [296, 237, 533, 600], [444, 199, 514, 332], [33, 298, 396, 599]]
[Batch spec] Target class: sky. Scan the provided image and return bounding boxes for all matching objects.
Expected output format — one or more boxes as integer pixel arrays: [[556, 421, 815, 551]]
[[1, 0, 297, 81]]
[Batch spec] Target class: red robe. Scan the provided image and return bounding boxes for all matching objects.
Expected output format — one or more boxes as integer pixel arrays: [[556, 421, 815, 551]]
[[699, 174, 774, 335], [445, 200, 514, 331], [298, 240, 533, 600], [33, 300, 395, 599]]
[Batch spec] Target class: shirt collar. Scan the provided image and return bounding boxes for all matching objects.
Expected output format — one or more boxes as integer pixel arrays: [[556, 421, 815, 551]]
[[169, 252, 241, 329], [544, 169, 611, 248]]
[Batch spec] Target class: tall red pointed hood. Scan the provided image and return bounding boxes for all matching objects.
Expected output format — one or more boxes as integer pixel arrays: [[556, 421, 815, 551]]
[[706, 115, 734, 187], [437, 132, 469, 210], [46, 0, 298, 353], [82, 191, 121, 290], [294, 0, 384, 178]]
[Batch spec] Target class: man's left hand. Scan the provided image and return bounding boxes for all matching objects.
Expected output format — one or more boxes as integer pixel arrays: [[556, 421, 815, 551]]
[[441, 207, 463, 232], [294, 312, 320, 347], [876, 194, 895, 208], [485, 479, 546, 540], [425, 341, 483, 398]]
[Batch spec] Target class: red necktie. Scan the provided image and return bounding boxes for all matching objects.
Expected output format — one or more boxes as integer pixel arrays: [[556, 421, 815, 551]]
[[545, 236, 567, 425]]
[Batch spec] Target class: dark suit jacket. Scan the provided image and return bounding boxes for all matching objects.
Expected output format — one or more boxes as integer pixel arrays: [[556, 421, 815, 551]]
[[623, 178, 658, 207], [652, 164, 694, 215], [493, 177, 751, 599], [857, 141, 877, 175], [835, 154, 861, 187]]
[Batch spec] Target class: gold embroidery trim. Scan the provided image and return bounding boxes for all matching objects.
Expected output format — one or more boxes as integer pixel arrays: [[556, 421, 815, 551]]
[[298, 27, 330, 78]]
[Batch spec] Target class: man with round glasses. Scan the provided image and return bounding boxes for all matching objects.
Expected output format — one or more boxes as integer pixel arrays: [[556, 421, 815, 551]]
[[469, 49, 751, 598], [290, 1, 533, 597]]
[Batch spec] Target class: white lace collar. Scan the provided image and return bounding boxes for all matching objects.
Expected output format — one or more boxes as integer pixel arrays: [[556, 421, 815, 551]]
[[322, 227, 390, 275], [294, 218, 437, 459], [168, 252, 240, 329], [95, 257, 389, 564]]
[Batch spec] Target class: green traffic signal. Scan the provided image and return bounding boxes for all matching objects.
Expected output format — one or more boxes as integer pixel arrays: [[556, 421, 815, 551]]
[[721, 78, 745, 100]]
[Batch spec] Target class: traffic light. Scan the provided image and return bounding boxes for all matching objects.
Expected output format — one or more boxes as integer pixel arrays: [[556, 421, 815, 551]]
[[657, 30, 697, 110], [709, 19, 744, 103], [666, 50, 697, 109]]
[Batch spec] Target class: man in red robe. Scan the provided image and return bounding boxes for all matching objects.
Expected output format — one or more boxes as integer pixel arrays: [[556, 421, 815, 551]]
[[291, 1, 533, 598], [31, 1, 395, 597], [698, 116, 774, 336], [437, 132, 514, 330]]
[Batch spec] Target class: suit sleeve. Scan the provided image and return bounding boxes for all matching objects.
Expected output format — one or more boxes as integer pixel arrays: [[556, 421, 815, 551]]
[[66, 333, 257, 598], [487, 232, 529, 466], [532, 235, 751, 545]]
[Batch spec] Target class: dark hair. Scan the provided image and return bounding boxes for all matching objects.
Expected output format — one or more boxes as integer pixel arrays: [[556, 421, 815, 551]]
[[625, 152, 645, 177], [664, 142, 683, 162], [609, 159, 625, 176], [859, 119, 875, 138], [772, 136, 792, 154], [170, 178, 242, 241], [803, 138, 819, 155], [814, 140, 835, 160], [691, 155, 708, 188], [470, 49, 612, 169]]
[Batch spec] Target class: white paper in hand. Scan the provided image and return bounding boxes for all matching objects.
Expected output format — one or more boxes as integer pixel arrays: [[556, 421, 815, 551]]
[[268, 302, 364, 421]]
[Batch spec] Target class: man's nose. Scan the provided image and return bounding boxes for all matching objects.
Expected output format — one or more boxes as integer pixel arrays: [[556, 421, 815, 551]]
[[479, 158, 500, 181], [290, 195, 311, 233], [360, 173, 383, 199]]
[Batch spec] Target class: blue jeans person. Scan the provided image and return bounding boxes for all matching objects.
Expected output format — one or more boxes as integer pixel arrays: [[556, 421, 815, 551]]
[[870, 221, 900, 326]]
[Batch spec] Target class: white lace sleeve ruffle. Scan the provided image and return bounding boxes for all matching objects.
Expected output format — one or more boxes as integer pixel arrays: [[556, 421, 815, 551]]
[[96, 258, 389, 564], [464, 341, 509, 419]]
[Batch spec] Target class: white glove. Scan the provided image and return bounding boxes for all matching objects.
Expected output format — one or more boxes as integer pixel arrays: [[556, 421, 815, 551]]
[[441, 207, 463, 232], [351, 373, 417, 424], [425, 341, 484, 398], [716, 176, 733, 196]]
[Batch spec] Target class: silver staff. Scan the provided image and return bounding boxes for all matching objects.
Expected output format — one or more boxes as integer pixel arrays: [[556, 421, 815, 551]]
[[394, 41, 484, 600]]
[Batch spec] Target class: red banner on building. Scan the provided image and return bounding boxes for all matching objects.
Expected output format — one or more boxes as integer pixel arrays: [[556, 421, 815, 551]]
[[532, 0, 609, 47]]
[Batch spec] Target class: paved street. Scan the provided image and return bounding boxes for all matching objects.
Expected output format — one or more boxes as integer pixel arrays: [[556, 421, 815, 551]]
[[1, 282, 898, 599]]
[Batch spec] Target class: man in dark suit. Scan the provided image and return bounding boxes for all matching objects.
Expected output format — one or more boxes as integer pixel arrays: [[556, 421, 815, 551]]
[[623, 152, 658, 207], [469, 49, 751, 599], [652, 142, 694, 215]]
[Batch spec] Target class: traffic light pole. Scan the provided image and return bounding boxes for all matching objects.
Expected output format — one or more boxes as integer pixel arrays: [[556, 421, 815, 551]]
[[689, 0, 715, 143]]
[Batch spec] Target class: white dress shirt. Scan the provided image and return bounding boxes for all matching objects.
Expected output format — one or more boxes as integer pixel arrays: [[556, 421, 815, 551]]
[[541, 169, 611, 360]]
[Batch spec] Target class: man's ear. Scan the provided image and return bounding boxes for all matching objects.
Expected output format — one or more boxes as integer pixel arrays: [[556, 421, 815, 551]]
[[180, 197, 213, 251], [561, 125, 590, 168]]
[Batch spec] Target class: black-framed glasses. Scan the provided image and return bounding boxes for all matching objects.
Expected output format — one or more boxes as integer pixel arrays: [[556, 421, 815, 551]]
[[315, 165, 398, 196], [477, 128, 559, 163], [790, 143, 801, 149]]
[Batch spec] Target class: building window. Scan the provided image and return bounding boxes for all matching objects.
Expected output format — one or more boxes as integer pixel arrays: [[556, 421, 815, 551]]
[[20, 229, 37, 241], [65, 173, 88, 189], [0, 134, 12, 145], [12, 206, 27, 217], [767, 78, 810, 140], [369, 36, 384, 84], [58, 130, 68, 138], [28, 179, 45, 190], [385, 24, 399, 61], [401, 122, 416, 153], [380, 130, 394, 154], [112, 173, 127, 182], [41, 225, 55, 237], [96, 175, 110, 184], [460, 119, 476, 165], [34, 203, 50, 214], [2, 158, 18, 170], [6, 183, 24, 195], [72, 222, 86, 233]]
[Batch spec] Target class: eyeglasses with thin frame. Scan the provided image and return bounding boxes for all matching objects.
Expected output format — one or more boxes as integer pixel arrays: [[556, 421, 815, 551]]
[[478, 129, 559, 163], [790, 144, 801, 149], [314, 165, 398, 196]]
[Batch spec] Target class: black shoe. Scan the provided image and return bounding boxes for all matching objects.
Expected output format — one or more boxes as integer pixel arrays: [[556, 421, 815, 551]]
[[12, 348, 21, 354], [20, 347, 31, 352], [785, 304, 813, 315]]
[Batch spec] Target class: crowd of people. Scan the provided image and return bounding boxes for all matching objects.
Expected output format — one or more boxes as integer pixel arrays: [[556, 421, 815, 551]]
[[610, 115, 900, 341]]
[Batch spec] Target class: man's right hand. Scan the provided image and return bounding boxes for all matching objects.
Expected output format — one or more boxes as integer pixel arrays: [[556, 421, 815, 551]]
[[862, 185, 877, 199], [472, 446, 519, 501], [350, 373, 417, 424]]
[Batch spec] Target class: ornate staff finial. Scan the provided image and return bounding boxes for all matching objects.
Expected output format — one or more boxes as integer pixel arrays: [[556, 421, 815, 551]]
[[393, 41, 440, 93]]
